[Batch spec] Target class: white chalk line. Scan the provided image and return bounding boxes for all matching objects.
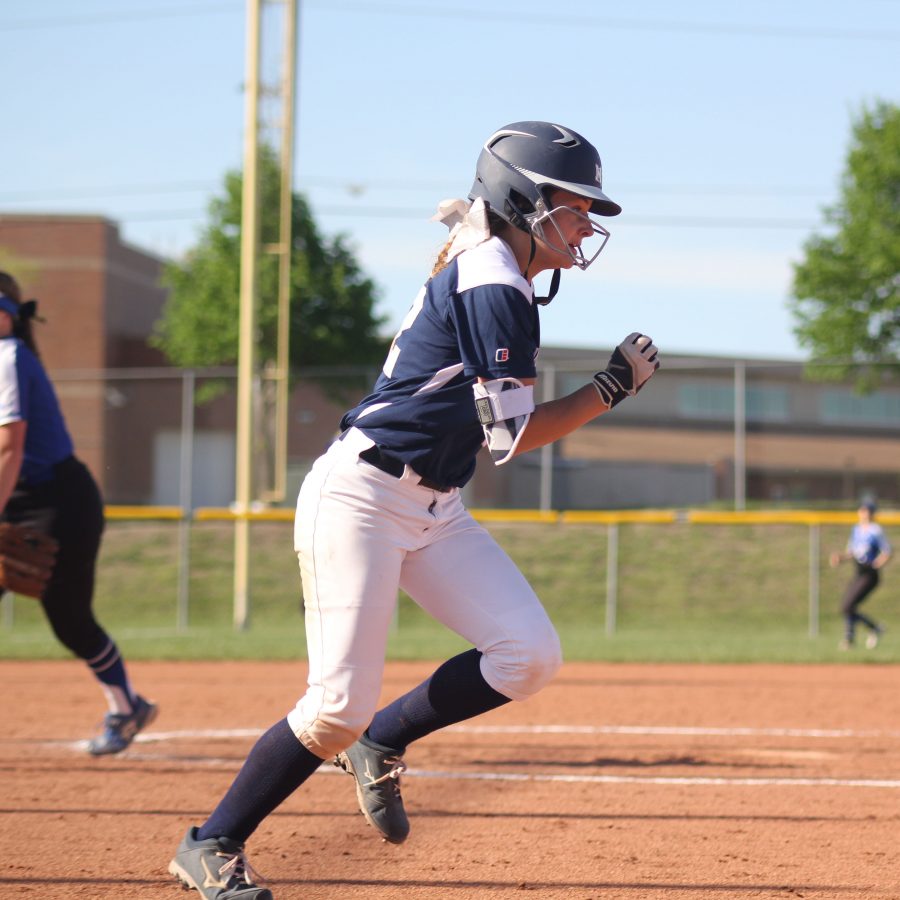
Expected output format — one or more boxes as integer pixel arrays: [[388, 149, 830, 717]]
[[448, 724, 900, 739], [408, 770, 900, 789], [62, 747, 900, 789], [42, 723, 900, 789], [121, 723, 900, 744]]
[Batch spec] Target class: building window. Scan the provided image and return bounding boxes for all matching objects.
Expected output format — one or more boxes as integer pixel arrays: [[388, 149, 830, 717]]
[[820, 390, 900, 426], [678, 383, 789, 421]]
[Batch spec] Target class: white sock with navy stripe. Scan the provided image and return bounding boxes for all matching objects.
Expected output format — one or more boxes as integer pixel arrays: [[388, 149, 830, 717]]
[[86, 639, 135, 715]]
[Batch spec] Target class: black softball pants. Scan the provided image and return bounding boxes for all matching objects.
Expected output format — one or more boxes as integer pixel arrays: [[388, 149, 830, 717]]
[[840, 563, 880, 642], [2, 457, 108, 660]]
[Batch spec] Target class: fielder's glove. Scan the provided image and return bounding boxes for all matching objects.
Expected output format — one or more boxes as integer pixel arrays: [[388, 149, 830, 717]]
[[593, 332, 660, 409], [0, 522, 59, 599]]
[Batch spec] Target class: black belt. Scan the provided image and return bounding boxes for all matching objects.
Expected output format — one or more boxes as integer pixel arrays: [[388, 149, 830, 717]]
[[358, 444, 451, 493]]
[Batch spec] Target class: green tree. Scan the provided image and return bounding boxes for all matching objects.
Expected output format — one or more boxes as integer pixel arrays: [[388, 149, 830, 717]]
[[152, 149, 388, 375], [790, 100, 900, 389]]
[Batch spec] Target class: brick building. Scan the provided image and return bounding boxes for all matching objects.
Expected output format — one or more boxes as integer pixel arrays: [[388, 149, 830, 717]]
[[0, 213, 173, 501]]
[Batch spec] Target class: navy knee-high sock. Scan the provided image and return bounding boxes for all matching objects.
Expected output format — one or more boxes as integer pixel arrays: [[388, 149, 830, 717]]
[[366, 648, 510, 753], [198, 717, 323, 844]]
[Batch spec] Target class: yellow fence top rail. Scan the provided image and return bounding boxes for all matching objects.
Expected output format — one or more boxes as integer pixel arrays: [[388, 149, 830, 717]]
[[105, 506, 900, 526], [192, 507, 295, 522], [562, 509, 679, 524], [687, 510, 900, 526], [469, 509, 561, 524], [105, 505, 184, 520]]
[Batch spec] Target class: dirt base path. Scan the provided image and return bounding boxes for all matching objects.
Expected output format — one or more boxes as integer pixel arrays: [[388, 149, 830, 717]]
[[2, 660, 899, 899]]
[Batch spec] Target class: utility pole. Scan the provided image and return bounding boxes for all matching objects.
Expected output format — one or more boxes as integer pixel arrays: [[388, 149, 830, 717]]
[[234, 0, 297, 629], [260, 0, 298, 504]]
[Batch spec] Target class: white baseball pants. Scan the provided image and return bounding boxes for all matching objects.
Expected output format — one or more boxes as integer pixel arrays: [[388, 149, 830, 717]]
[[287, 427, 562, 759]]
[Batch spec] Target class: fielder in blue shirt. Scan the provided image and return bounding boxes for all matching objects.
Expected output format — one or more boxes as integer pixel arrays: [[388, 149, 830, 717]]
[[170, 121, 661, 899], [830, 499, 892, 650], [0, 271, 157, 754]]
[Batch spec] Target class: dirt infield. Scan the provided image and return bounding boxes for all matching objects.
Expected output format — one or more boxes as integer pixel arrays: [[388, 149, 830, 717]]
[[2, 659, 899, 899]]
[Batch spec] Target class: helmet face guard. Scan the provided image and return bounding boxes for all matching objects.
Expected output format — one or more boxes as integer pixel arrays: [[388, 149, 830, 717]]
[[469, 121, 620, 271], [528, 198, 611, 270]]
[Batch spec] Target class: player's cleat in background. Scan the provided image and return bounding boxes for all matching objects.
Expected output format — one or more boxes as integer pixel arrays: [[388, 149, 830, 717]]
[[837, 638, 852, 651], [865, 627, 884, 650], [169, 827, 272, 899], [87, 695, 158, 755], [335, 734, 410, 844]]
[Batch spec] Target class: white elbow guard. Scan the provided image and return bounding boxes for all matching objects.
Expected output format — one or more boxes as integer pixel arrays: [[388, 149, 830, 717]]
[[473, 377, 534, 465]]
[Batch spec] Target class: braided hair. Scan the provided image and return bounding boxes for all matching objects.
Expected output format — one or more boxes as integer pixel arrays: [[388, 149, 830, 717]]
[[430, 209, 509, 278]]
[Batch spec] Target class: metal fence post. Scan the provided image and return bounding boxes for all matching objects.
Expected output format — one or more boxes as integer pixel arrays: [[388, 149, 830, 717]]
[[176, 370, 195, 632], [606, 522, 619, 635], [734, 361, 746, 511], [808, 523, 820, 638], [539, 364, 556, 512]]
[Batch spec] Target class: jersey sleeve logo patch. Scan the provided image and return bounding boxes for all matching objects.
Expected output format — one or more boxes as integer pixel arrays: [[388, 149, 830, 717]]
[[495, 348, 510, 362]]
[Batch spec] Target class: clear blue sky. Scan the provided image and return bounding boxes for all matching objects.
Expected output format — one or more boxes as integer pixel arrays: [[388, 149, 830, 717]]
[[4, 1, 898, 360]]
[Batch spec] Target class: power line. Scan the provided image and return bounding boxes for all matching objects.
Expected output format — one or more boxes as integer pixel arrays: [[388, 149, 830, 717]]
[[4, 2, 899, 41], [0, 3, 241, 31], [0, 177, 832, 204], [299, 176, 831, 199], [308, 206, 821, 230], [304, 1, 900, 42], [2, 205, 817, 231], [0, 181, 219, 202]]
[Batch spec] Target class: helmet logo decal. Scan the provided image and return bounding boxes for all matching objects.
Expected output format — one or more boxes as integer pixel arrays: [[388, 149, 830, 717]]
[[486, 127, 532, 149], [595, 162, 603, 185], [551, 125, 580, 148]]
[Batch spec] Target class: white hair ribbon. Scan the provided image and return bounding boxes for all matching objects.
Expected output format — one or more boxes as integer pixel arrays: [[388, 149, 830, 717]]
[[431, 196, 491, 262]]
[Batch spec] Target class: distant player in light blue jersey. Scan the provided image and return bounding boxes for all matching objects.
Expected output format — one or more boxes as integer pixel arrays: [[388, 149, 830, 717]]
[[170, 122, 660, 899], [830, 499, 892, 650]]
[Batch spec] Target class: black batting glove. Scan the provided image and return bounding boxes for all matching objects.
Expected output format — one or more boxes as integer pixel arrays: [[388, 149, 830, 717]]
[[593, 332, 660, 409]]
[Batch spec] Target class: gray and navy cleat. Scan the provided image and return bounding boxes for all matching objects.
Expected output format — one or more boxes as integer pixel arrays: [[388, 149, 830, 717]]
[[335, 734, 410, 844]]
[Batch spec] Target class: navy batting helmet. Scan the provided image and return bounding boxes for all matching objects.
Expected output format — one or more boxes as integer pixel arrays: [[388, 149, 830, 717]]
[[469, 121, 621, 231]]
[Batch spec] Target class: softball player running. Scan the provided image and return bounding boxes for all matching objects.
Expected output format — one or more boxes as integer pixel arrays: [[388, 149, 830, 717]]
[[830, 499, 891, 649], [170, 121, 660, 899], [0, 272, 157, 755]]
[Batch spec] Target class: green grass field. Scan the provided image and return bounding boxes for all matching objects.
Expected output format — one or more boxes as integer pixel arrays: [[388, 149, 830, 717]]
[[1, 520, 896, 663]]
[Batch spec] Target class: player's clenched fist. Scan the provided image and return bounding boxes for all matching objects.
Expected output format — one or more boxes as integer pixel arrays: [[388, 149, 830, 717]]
[[592, 332, 660, 409]]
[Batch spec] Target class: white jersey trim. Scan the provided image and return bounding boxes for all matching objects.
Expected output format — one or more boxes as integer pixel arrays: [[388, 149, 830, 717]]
[[414, 363, 465, 396], [455, 237, 533, 302], [355, 401, 392, 421], [0, 339, 23, 427]]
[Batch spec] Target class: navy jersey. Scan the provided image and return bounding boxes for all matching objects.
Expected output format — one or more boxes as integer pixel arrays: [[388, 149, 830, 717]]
[[0, 337, 74, 485], [341, 237, 540, 487]]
